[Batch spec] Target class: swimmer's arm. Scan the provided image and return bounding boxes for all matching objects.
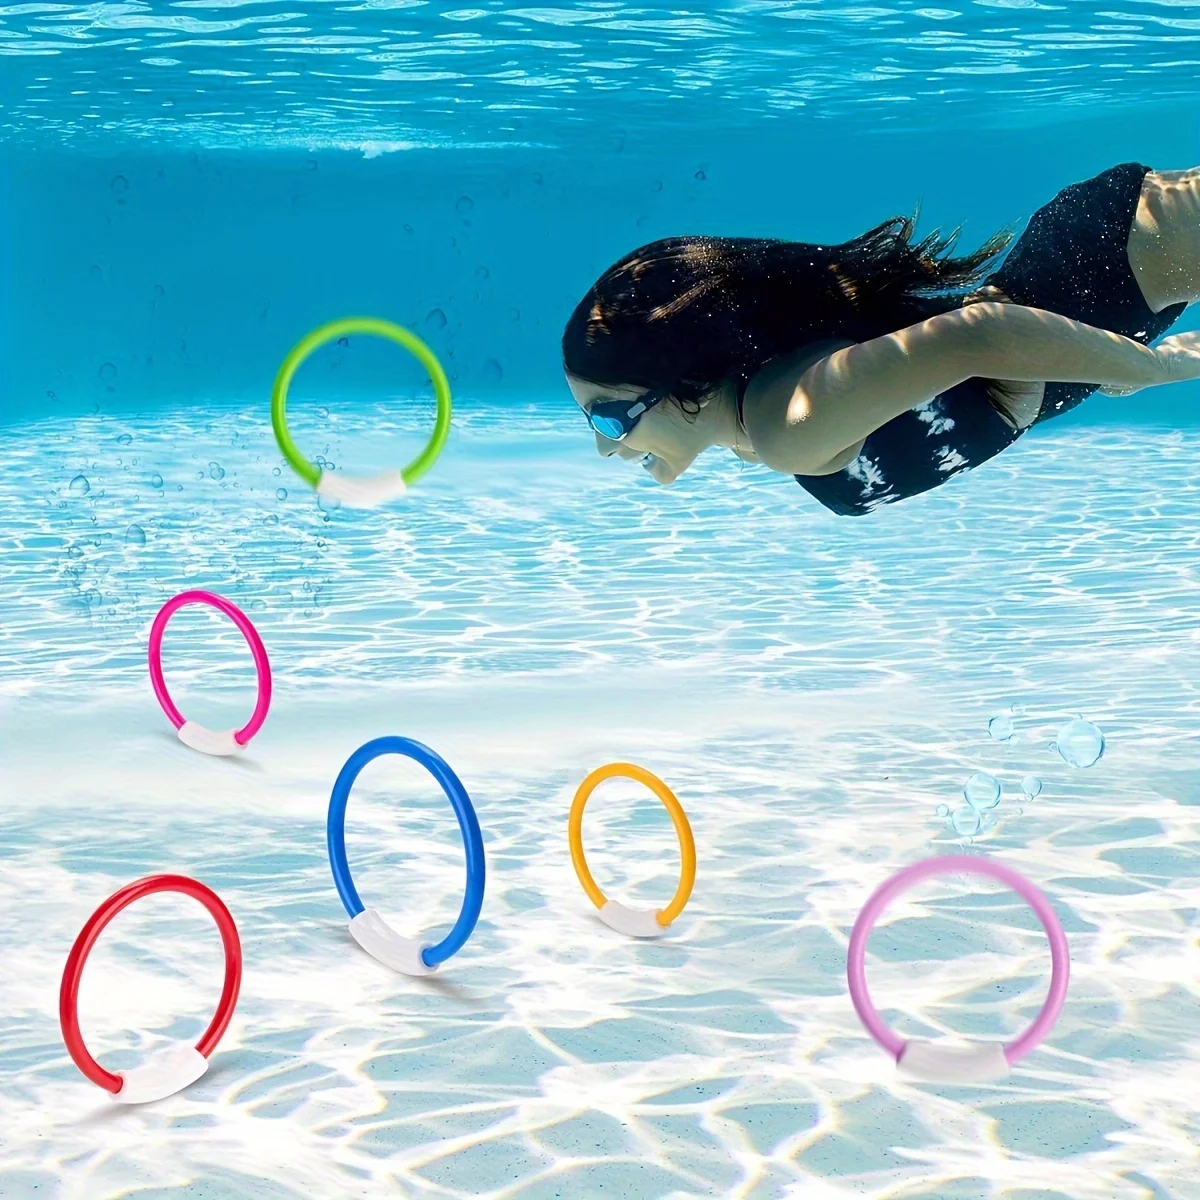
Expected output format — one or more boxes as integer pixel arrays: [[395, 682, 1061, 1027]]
[[742, 302, 1190, 476]]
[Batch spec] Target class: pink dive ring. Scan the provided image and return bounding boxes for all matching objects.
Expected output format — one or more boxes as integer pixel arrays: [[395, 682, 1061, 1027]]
[[847, 855, 1070, 1083], [148, 590, 272, 756]]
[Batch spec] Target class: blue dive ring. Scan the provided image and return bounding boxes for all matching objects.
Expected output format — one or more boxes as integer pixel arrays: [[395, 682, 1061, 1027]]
[[326, 736, 486, 968]]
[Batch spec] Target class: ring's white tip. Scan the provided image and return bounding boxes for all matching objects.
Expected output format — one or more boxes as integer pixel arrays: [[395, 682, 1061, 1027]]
[[898, 1040, 1011, 1084], [598, 900, 667, 939], [316, 469, 408, 509], [177, 723, 243, 757], [349, 907, 436, 976], [114, 1044, 208, 1105]]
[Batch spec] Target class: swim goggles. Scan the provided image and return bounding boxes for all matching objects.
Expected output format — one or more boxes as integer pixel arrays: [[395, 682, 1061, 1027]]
[[584, 388, 668, 442]]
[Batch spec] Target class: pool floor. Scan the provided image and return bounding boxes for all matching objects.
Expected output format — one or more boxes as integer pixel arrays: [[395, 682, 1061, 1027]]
[[2, 403, 1199, 1198]]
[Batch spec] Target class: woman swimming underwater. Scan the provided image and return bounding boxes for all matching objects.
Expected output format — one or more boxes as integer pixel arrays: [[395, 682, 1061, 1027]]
[[562, 162, 1200, 515]]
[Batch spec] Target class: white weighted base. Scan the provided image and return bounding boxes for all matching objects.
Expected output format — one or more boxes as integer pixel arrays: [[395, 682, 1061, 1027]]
[[598, 900, 667, 939], [349, 907, 436, 976], [178, 722, 243, 757], [114, 1044, 208, 1105], [316, 469, 408, 509], [898, 1039, 1011, 1084]]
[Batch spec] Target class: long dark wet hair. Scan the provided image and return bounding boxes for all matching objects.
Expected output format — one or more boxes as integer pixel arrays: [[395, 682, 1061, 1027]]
[[562, 217, 1012, 410]]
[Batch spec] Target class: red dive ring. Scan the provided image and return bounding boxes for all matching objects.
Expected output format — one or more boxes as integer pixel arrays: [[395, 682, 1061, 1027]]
[[60, 874, 242, 1103]]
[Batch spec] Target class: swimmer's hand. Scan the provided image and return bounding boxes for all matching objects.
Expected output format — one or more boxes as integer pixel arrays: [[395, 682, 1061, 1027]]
[[1102, 332, 1200, 395], [1154, 331, 1200, 384]]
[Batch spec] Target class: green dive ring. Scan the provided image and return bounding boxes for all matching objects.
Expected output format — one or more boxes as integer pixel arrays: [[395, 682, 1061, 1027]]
[[271, 317, 452, 508]]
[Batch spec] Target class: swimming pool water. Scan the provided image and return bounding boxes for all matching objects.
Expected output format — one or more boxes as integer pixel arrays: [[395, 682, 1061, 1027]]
[[3, 404, 1200, 1197], [5, 1, 1200, 1196], [2, 1, 1197, 150]]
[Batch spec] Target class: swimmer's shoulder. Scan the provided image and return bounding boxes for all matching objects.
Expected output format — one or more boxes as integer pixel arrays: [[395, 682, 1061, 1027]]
[[740, 339, 860, 471]]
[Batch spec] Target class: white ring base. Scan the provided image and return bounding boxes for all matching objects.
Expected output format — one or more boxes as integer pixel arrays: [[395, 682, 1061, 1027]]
[[316, 470, 408, 509], [178, 722, 243, 757], [898, 1039, 1011, 1083], [115, 1044, 208, 1105], [349, 907, 436, 976], [598, 900, 667, 939]]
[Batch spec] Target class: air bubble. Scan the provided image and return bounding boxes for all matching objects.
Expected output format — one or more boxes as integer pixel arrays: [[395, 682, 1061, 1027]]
[[1056, 719, 1105, 768], [1021, 775, 1043, 799], [425, 308, 448, 330], [69, 474, 91, 496], [124, 524, 146, 546], [988, 714, 1014, 741], [276, 487, 287, 501], [150, 473, 163, 489], [964, 771, 1001, 810], [116, 433, 133, 446], [209, 462, 225, 480], [952, 807, 982, 836], [935, 803, 950, 817], [455, 195, 474, 215]]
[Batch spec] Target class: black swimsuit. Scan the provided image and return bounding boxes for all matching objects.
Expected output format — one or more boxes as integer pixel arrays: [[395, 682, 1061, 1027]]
[[787, 162, 1187, 517]]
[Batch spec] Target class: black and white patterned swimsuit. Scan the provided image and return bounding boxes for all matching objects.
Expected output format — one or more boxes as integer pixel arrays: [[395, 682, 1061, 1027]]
[[784, 162, 1186, 517]]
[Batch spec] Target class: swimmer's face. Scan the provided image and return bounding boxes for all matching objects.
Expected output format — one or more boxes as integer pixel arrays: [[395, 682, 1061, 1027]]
[[565, 372, 707, 486]]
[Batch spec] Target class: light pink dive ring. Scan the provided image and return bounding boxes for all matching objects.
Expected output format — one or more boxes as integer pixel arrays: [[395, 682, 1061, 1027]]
[[148, 590, 272, 757], [847, 855, 1070, 1083]]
